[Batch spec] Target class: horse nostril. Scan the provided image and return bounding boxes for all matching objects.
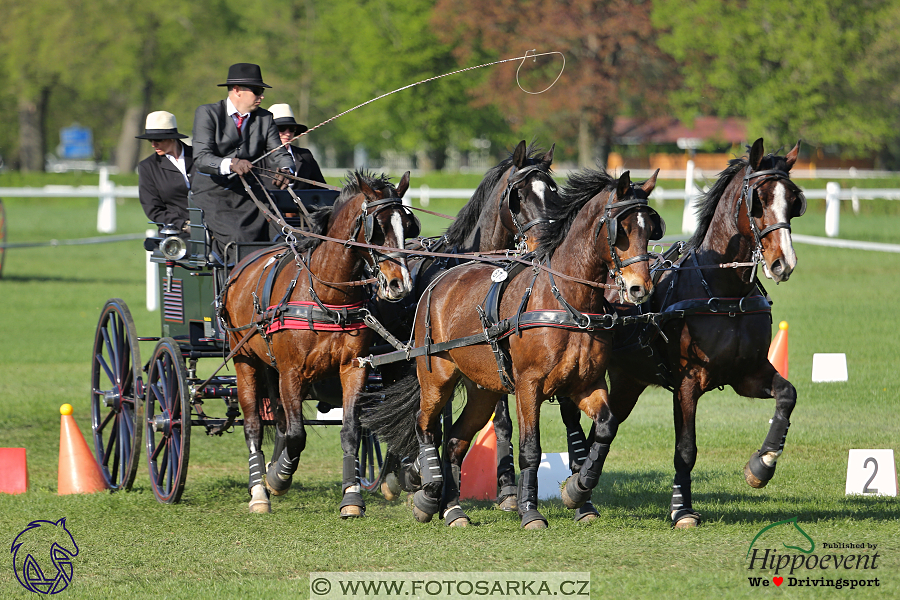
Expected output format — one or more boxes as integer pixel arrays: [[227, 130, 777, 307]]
[[629, 285, 645, 301], [389, 279, 403, 294], [771, 260, 784, 275]]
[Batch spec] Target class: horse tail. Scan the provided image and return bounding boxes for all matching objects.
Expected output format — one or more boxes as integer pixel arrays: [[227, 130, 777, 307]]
[[359, 366, 421, 460]]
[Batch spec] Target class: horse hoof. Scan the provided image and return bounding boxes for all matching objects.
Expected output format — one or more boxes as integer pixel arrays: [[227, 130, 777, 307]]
[[574, 502, 600, 523], [523, 519, 548, 530], [448, 516, 470, 527], [497, 495, 518, 512], [382, 474, 401, 501], [672, 509, 701, 529], [412, 504, 433, 523], [249, 500, 271, 514], [561, 476, 587, 510], [265, 479, 290, 496], [340, 505, 365, 519], [744, 462, 767, 488]]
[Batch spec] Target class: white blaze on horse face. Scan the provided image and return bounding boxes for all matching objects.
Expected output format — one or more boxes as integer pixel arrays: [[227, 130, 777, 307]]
[[771, 182, 797, 272], [530, 180, 546, 201], [636, 211, 646, 233], [389, 211, 413, 290]]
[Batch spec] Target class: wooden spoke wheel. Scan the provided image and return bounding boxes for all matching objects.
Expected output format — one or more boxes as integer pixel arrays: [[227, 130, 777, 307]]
[[144, 338, 191, 504], [359, 428, 385, 492], [0, 198, 7, 278], [90, 298, 143, 491]]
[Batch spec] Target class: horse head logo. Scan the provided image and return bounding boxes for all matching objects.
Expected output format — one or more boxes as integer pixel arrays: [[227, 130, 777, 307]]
[[11, 518, 79, 594], [747, 516, 815, 558]]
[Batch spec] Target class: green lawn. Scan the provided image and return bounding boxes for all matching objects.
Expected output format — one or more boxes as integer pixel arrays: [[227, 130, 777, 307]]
[[0, 186, 898, 599]]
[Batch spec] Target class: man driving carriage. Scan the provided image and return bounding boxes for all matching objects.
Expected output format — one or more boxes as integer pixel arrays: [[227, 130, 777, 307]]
[[190, 63, 294, 260]]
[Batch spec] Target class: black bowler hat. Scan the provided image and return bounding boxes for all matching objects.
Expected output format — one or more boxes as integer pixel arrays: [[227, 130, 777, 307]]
[[135, 111, 188, 140], [218, 63, 271, 88]]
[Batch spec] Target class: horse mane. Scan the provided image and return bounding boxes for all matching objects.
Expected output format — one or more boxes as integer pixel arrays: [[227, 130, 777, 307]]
[[291, 170, 395, 253], [443, 143, 551, 247], [535, 165, 617, 260], [686, 149, 801, 250]]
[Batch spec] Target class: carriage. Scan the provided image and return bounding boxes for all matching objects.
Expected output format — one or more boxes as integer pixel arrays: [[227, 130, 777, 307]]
[[88, 188, 388, 504]]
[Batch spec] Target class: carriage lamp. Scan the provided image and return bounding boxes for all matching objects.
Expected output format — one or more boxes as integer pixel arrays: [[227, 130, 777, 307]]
[[158, 224, 187, 293]]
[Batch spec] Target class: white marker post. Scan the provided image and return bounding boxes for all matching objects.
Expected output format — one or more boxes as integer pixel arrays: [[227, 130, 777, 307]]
[[846, 449, 897, 496], [146, 229, 158, 312], [811, 353, 848, 382]]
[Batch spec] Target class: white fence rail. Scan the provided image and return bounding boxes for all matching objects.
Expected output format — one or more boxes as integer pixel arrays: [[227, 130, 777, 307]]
[[1, 165, 898, 237]]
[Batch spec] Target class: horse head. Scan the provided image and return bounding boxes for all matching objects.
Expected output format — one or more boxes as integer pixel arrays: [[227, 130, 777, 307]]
[[351, 170, 418, 301], [499, 140, 560, 252], [598, 170, 664, 304], [740, 138, 804, 283]]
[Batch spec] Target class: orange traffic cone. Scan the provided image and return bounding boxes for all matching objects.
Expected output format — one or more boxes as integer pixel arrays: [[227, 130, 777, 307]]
[[0, 448, 28, 494], [459, 419, 498, 501], [58, 404, 107, 494], [768, 320, 789, 378]]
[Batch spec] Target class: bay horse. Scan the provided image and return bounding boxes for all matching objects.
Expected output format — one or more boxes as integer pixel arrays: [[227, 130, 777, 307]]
[[221, 170, 419, 515], [366, 169, 662, 528], [586, 138, 804, 528]]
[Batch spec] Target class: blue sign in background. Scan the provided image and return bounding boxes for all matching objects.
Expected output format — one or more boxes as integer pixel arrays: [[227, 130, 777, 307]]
[[60, 124, 93, 159]]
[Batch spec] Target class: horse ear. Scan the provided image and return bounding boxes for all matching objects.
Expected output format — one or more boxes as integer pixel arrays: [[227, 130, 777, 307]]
[[749, 138, 765, 170], [396, 171, 411, 197], [640, 169, 660, 194], [785, 140, 800, 170], [540, 143, 555, 167], [513, 140, 527, 169], [354, 172, 376, 200], [616, 171, 631, 199]]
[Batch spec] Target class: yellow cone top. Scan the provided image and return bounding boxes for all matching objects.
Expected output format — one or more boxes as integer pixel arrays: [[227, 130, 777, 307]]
[[60, 404, 74, 416], [779, 321, 788, 331]]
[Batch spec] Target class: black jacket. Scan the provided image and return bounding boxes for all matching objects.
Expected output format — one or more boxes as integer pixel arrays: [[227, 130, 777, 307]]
[[137, 143, 193, 231]]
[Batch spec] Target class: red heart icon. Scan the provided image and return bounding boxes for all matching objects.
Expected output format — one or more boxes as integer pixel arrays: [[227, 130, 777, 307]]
[[773, 577, 783, 586]]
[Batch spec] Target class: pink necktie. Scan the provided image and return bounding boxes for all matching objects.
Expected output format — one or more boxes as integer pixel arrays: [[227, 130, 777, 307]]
[[235, 114, 245, 133]]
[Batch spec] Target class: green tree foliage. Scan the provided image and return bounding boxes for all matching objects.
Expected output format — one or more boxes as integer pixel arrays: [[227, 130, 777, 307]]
[[653, 0, 896, 155]]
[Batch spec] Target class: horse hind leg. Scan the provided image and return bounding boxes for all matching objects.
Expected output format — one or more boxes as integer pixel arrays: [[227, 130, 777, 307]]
[[235, 359, 272, 513], [493, 396, 517, 511], [737, 369, 797, 489]]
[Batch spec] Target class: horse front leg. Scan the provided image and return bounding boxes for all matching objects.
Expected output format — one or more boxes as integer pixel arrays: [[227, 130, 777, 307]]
[[558, 396, 599, 522], [264, 370, 308, 501], [670, 378, 702, 528], [515, 383, 547, 529], [561, 385, 620, 518], [734, 366, 796, 489], [492, 396, 517, 511], [338, 365, 369, 518]]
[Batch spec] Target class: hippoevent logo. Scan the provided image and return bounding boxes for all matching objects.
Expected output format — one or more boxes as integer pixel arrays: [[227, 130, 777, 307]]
[[746, 517, 881, 590], [11, 518, 79, 594]]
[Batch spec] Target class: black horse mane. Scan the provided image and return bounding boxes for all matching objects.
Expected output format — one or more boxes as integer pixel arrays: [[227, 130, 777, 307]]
[[535, 166, 617, 260], [687, 150, 799, 250], [290, 170, 395, 253], [443, 143, 551, 247]]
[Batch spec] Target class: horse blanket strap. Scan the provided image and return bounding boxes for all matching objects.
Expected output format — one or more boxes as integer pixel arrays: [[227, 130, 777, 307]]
[[662, 295, 772, 320], [265, 300, 369, 334], [476, 261, 529, 393]]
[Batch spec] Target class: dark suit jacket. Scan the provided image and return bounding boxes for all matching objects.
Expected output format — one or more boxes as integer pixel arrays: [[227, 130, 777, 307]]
[[264, 144, 327, 190], [138, 143, 193, 231], [190, 100, 293, 255]]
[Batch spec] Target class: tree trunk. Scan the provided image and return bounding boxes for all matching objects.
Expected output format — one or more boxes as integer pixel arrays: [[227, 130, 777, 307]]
[[18, 88, 50, 172], [596, 113, 614, 171], [577, 113, 594, 168], [116, 105, 145, 173]]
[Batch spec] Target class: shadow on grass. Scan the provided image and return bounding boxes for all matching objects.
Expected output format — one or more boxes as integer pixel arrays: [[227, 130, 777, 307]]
[[0, 273, 140, 285]]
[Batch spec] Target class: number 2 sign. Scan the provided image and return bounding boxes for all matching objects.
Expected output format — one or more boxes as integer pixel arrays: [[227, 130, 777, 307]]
[[845, 449, 898, 496]]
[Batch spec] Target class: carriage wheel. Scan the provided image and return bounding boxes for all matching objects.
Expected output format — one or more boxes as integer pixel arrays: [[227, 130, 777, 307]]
[[90, 299, 143, 491], [0, 198, 7, 278], [144, 338, 191, 504], [358, 428, 385, 492]]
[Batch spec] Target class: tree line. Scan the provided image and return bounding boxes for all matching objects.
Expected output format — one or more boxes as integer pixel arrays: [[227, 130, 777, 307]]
[[2, 0, 899, 173]]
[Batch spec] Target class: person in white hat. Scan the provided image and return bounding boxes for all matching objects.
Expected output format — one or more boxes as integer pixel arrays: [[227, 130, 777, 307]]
[[265, 103, 326, 190], [136, 111, 193, 237]]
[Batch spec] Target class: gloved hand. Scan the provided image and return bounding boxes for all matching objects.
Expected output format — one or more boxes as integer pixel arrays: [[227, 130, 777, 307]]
[[272, 168, 291, 190], [230, 159, 253, 175]]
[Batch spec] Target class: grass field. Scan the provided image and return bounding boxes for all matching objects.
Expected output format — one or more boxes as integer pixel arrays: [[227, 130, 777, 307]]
[[0, 182, 898, 599]]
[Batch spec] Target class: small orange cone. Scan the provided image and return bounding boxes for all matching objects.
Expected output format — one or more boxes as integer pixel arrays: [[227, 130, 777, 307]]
[[460, 418, 498, 501], [767, 321, 789, 378], [58, 404, 107, 494], [0, 448, 28, 494]]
